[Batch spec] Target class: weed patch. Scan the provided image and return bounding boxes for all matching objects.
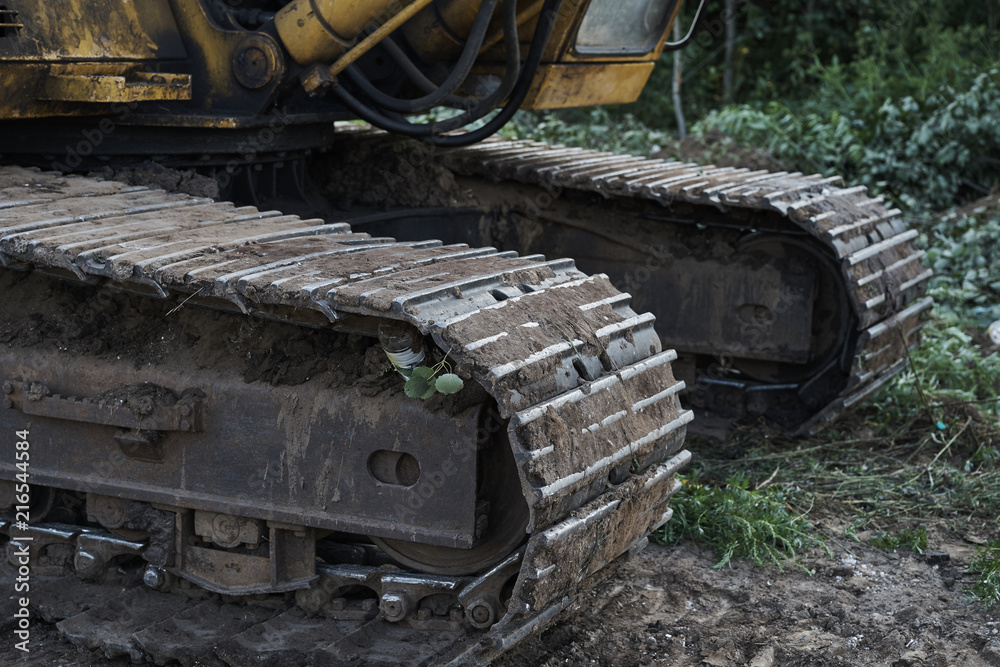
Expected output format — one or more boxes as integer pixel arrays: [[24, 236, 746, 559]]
[[967, 541, 1000, 610], [870, 526, 929, 554], [652, 475, 827, 571]]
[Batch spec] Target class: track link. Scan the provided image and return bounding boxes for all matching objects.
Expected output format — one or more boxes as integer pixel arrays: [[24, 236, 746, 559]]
[[332, 125, 933, 433], [0, 165, 690, 664]]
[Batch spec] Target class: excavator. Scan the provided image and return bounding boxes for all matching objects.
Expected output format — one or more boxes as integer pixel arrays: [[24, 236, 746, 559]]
[[0, 0, 930, 664]]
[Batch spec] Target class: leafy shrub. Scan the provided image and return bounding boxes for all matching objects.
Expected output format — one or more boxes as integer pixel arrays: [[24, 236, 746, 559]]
[[922, 202, 1000, 326], [875, 318, 1000, 424], [876, 197, 1000, 423], [504, 108, 673, 157], [693, 69, 1000, 213]]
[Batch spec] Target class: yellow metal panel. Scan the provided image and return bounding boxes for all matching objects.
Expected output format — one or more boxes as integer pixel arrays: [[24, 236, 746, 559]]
[[275, 0, 401, 65], [0, 0, 185, 61], [521, 62, 655, 110], [402, 0, 486, 63], [39, 72, 192, 103]]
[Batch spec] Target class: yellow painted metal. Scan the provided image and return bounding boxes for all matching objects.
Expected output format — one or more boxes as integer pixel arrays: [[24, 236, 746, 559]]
[[402, 0, 683, 67], [275, 0, 405, 65], [0, 0, 684, 124], [326, 0, 436, 77], [519, 62, 656, 109], [478, 0, 544, 54], [401, 0, 485, 64], [0, 0, 185, 62], [39, 72, 192, 103], [166, 0, 284, 111]]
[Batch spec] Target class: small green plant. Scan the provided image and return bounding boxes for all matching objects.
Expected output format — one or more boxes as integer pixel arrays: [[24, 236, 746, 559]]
[[967, 541, 1000, 610], [870, 526, 929, 554], [653, 475, 826, 571], [402, 357, 464, 400]]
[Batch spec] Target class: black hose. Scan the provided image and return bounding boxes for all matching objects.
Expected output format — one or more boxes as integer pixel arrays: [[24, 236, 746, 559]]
[[331, 0, 564, 147], [380, 38, 452, 96], [343, 0, 501, 114], [348, 0, 521, 130]]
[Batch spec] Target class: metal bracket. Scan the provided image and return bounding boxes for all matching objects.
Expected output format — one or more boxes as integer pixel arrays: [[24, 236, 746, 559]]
[[2, 381, 203, 432], [171, 510, 318, 595]]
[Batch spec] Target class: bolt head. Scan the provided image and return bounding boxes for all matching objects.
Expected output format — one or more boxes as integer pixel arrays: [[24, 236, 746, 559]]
[[143, 566, 165, 589], [380, 592, 408, 621], [231, 36, 280, 89], [471, 604, 491, 624], [74, 550, 104, 579], [2, 382, 12, 394], [466, 599, 496, 628]]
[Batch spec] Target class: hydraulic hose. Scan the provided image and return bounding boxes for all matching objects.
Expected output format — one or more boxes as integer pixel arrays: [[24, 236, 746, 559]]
[[331, 0, 564, 147], [343, 0, 501, 114]]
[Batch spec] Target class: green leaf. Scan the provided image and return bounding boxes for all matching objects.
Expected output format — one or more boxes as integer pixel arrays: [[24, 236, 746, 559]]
[[411, 366, 437, 380], [434, 373, 464, 395], [404, 375, 436, 399]]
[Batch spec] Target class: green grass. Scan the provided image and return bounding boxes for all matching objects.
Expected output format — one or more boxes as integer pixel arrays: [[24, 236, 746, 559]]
[[968, 541, 1000, 610], [652, 475, 827, 571], [870, 526, 929, 554]]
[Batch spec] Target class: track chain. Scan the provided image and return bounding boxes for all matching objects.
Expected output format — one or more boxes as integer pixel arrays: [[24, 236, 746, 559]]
[[0, 165, 690, 664], [334, 124, 933, 433]]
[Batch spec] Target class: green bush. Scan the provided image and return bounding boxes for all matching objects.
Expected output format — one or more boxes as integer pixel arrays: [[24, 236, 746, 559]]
[[923, 204, 1000, 326], [693, 69, 1000, 213], [504, 108, 673, 157], [875, 198, 1000, 424]]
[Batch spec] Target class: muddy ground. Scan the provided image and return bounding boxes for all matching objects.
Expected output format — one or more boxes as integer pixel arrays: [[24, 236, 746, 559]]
[[498, 533, 1000, 667], [1, 528, 997, 666]]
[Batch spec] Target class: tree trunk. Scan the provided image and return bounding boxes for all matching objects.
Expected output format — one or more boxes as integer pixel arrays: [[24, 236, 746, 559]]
[[673, 18, 686, 139], [723, 0, 737, 101]]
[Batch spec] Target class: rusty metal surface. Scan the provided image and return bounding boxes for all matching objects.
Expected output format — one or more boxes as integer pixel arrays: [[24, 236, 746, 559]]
[[0, 164, 689, 664]]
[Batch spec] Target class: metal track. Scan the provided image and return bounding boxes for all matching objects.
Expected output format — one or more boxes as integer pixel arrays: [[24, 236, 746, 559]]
[[332, 125, 933, 433], [0, 165, 690, 665]]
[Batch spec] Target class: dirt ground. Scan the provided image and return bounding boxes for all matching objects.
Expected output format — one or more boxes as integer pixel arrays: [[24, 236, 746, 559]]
[[498, 534, 1000, 667], [2, 531, 996, 666]]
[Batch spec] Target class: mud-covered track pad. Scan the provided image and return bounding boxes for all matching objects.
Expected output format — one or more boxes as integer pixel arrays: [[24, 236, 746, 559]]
[[0, 165, 690, 665]]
